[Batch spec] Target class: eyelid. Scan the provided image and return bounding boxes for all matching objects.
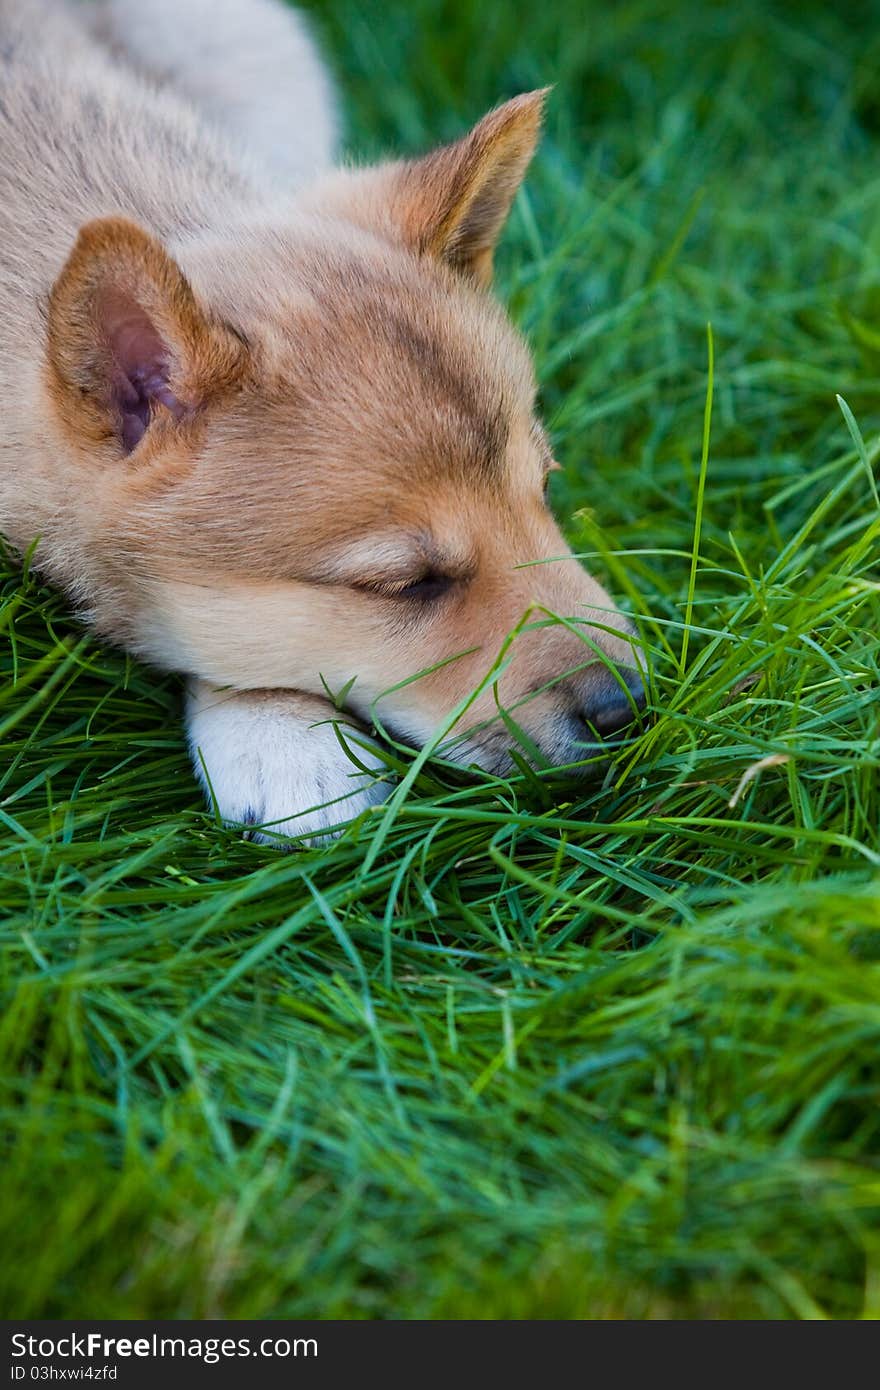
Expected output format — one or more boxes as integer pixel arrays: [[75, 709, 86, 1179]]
[[349, 573, 421, 595], [367, 571, 458, 601], [328, 535, 473, 597], [317, 536, 427, 591], [364, 574, 428, 597]]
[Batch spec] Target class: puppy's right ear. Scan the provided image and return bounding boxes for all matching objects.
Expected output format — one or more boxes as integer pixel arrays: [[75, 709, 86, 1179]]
[[311, 91, 548, 288], [47, 217, 247, 456]]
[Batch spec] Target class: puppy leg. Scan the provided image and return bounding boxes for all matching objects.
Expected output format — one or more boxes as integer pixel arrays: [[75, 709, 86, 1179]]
[[185, 680, 390, 845], [84, 0, 338, 184]]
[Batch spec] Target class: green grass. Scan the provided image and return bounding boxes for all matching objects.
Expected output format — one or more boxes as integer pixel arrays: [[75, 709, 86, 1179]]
[[2, 0, 879, 1319]]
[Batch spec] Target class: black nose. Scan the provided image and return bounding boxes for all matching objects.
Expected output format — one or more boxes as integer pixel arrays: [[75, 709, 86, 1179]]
[[582, 667, 646, 738]]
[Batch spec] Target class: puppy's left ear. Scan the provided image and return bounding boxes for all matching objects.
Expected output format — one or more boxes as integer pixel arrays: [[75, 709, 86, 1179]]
[[332, 89, 548, 288]]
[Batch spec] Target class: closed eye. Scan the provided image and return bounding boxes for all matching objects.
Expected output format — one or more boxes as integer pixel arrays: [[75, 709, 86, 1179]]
[[349, 569, 458, 602], [390, 571, 456, 602]]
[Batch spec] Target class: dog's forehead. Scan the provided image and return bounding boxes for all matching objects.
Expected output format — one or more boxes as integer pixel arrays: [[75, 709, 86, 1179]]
[[259, 249, 537, 483]]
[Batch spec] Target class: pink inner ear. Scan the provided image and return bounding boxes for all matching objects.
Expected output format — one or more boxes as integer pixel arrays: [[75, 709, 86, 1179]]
[[100, 289, 185, 453]]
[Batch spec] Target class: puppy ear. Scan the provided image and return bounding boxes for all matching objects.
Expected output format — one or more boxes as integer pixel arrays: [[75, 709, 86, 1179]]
[[47, 217, 247, 455], [332, 90, 548, 287]]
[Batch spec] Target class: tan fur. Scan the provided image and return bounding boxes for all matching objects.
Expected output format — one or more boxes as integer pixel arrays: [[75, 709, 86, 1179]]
[[309, 90, 550, 287], [47, 216, 249, 451], [0, 0, 642, 837]]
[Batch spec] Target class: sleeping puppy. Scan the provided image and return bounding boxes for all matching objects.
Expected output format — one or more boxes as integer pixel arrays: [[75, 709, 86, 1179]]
[[0, 0, 645, 841]]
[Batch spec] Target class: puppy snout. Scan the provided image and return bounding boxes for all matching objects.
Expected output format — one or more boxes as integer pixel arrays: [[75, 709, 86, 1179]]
[[581, 666, 646, 738]]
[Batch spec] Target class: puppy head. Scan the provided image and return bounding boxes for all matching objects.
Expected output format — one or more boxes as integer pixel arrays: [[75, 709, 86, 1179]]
[[45, 92, 645, 774]]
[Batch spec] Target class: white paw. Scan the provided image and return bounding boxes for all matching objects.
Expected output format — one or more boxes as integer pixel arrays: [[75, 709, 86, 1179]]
[[185, 682, 392, 845]]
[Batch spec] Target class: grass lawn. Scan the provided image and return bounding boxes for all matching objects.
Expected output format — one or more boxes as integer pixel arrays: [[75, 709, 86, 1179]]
[[2, 0, 879, 1319]]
